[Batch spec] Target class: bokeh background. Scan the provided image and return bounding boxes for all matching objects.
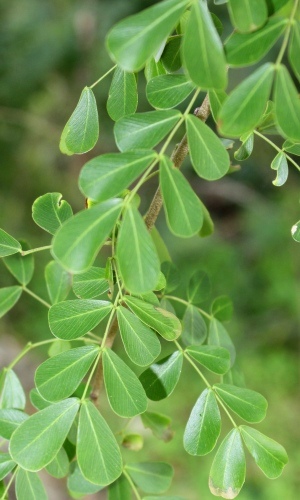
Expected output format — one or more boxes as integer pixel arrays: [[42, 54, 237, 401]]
[[0, 0, 299, 499]]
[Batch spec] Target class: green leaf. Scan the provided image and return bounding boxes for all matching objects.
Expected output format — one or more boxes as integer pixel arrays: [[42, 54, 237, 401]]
[[15, 469, 47, 500], [10, 398, 79, 471], [288, 21, 300, 81], [187, 346, 230, 375], [52, 199, 123, 273], [108, 474, 131, 500], [45, 447, 69, 478], [283, 140, 300, 156], [151, 228, 171, 263], [125, 462, 173, 494], [161, 36, 182, 72], [73, 266, 109, 299], [234, 133, 254, 161], [186, 115, 230, 180], [79, 150, 157, 203], [211, 295, 233, 322], [184, 389, 221, 456], [60, 87, 99, 155], [116, 205, 160, 294], [240, 426, 288, 479], [209, 429, 246, 499], [0, 453, 15, 481], [218, 63, 274, 137], [107, 67, 138, 122], [291, 220, 300, 242], [147, 75, 194, 110], [228, 0, 267, 33], [122, 433, 143, 452], [35, 345, 99, 402], [145, 58, 167, 82], [32, 193, 73, 235], [106, 0, 189, 72], [182, 1, 227, 90], [117, 306, 161, 367], [225, 18, 287, 67], [256, 100, 278, 135], [159, 155, 203, 237], [77, 401, 122, 485], [199, 202, 215, 238], [141, 411, 173, 442], [48, 300, 112, 340], [29, 389, 51, 411], [181, 305, 207, 347], [0, 369, 26, 410], [274, 65, 300, 142], [214, 383, 268, 423], [0, 286, 22, 319], [0, 409, 28, 439], [0, 229, 21, 257], [161, 262, 180, 293], [124, 296, 182, 341], [267, 0, 290, 14], [103, 348, 147, 417], [114, 110, 182, 152], [68, 461, 103, 497], [139, 351, 183, 401], [208, 318, 236, 366], [223, 364, 246, 388], [208, 90, 227, 123], [271, 152, 288, 187], [45, 260, 71, 304], [187, 270, 211, 304], [3, 241, 34, 286]]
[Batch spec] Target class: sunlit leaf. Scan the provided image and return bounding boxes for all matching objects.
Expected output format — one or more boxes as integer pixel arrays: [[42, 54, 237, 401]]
[[32, 193, 73, 235], [271, 152, 288, 187], [72, 266, 109, 299], [107, 67, 138, 121], [125, 462, 173, 494], [0, 369, 26, 410], [214, 383, 268, 423], [139, 351, 183, 401], [0, 286, 22, 319]]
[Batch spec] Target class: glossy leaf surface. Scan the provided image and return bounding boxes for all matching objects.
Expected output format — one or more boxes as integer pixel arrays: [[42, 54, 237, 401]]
[[107, 67, 138, 121], [214, 383, 268, 423], [32, 193, 73, 235], [139, 351, 183, 401]]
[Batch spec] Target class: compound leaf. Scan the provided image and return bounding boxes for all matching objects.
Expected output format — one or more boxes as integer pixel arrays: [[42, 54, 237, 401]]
[[0, 229, 21, 257], [72, 266, 109, 299], [32, 193, 73, 235], [139, 351, 183, 401], [214, 383, 268, 423], [186, 346, 230, 375]]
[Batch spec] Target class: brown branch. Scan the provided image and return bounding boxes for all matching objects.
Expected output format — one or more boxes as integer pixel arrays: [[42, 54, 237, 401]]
[[90, 93, 211, 405]]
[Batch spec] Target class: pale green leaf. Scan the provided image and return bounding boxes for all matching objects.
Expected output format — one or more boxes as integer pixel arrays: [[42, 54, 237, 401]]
[[161, 261, 180, 293], [186, 115, 230, 180], [32, 193, 73, 235], [187, 270, 211, 304], [291, 220, 300, 242], [48, 300, 112, 340], [209, 429, 246, 499], [208, 90, 227, 123], [72, 266, 109, 299], [3, 241, 34, 286], [117, 306, 161, 367], [187, 346, 230, 375], [161, 36, 182, 72], [68, 461, 104, 497], [52, 199, 123, 273], [223, 364, 246, 388], [125, 462, 173, 494], [114, 110, 182, 152], [283, 140, 300, 156], [288, 21, 300, 81], [15, 469, 47, 500], [60, 87, 99, 155], [0, 409, 28, 439], [151, 227, 171, 263], [45, 260, 71, 304], [160, 155, 203, 237], [227, 0, 267, 33], [256, 100, 278, 135], [0, 286, 22, 319], [184, 389, 221, 456], [10, 398, 80, 471], [234, 133, 254, 161], [107, 67, 138, 121], [181, 305, 207, 346], [116, 205, 160, 294], [108, 474, 131, 500], [35, 345, 99, 402], [0, 453, 15, 481], [211, 295, 233, 322], [0, 229, 21, 257], [122, 433, 143, 452], [77, 401, 122, 485], [0, 369, 25, 410], [274, 65, 300, 142], [208, 318, 236, 366], [106, 0, 189, 72], [147, 75, 194, 110], [271, 152, 288, 187], [214, 383, 268, 423], [29, 389, 51, 411], [45, 447, 69, 478], [139, 351, 183, 401], [103, 348, 147, 417], [141, 411, 173, 442]]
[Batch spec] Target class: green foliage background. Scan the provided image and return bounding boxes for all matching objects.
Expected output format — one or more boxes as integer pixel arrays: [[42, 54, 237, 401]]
[[0, 0, 299, 498]]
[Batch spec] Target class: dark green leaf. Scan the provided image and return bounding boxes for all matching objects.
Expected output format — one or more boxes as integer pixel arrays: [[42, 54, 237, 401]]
[[160, 155, 203, 237], [0, 286, 22, 319], [15, 469, 47, 500], [234, 133, 254, 161], [73, 267, 109, 299], [79, 151, 157, 203], [208, 318, 236, 366], [45, 447, 69, 478], [117, 306, 161, 367], [184, 389, 221, 456], [0, 369, 25, 410], [117, 205, 160, 294], [187, 346, 230, 375], [151, 228, 171, 263], [161, 36, 182, 72], [124, 296, 182, 341], [0, 409, 28, 439], [48, 300, 112, 340], [52, 199, 123, 273], [182, 1, 227, 89], [147, 75, 194, 110], [3, 241, 34, 286], [108, 474, 131, 500], [103, 348, 147, 417], [35, 345, 99, 402], [209, 429, 246, 499], [125, 462, 173, 494], [211, 295, 233, 322], [45, 260, 71, 304], [227, 0, 267, 33], [106, 0, 189, 72], [141, 411, 173, 442], [32, 193, 73, 235], [271, 152, 288, 187], [107, 67, 138, 121], [181, 305, 207, 346], [60, 87, 99, 155], [240, 426, 288, 478], [283, 140, 300, 156], [288, 20, 300, 81], [218, 63, 274, 137], [139, 351, 183, 401], [214, 383, 268, 423], [186, 115, 230, 180], [187, 270, 211, 304], [274, 65, 300, 142], [68, 461, 103, 497], [0, 229, 21, 257], [266, 0, 289, 14], [0, 453, 15, 481], [77, 401, 122, 485], [114, 110, 181, 152], [10, 398, 80, 470]]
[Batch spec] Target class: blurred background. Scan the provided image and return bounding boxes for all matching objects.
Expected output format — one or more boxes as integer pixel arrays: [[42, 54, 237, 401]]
[[0, 0, 299, 499]]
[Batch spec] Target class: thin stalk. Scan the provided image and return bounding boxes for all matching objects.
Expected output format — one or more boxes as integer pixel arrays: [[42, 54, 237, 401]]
[[21, 245, 52, 256], [276, 0, 299, 65], [89, 65, 117, 89], [0, 467, 18, 500], [125, 157, 160, 205], [254, 130, 300, 172], [22, 287, 51, 308], [213, 393, 238, 428], [164, 295, 212, 320], [123, 468, 142, 500]]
